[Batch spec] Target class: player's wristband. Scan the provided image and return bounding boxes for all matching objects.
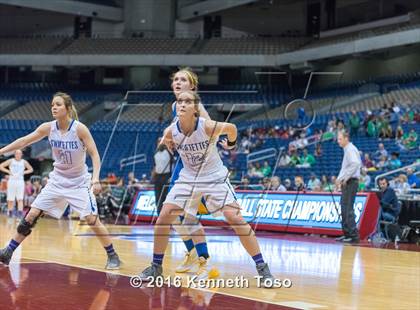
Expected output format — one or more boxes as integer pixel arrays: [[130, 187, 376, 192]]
[[227, 139, 236, 147]]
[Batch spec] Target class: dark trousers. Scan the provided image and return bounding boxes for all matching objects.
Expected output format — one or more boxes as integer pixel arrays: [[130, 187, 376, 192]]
[[154, 173, 171, 215], [340, 178, 359, 239]]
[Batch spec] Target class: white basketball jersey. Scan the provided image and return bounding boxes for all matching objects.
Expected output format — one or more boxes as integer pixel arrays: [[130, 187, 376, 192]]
[[49, 120, 88, 179], [172, 117, 227, 180], [9, 159, 25, 181]]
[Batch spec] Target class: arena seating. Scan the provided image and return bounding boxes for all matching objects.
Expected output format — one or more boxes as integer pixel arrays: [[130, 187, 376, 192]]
[[60, 38, 196, 54], [1, 77, 419, 182], [199, 37, 309, 54], [0, 37, 65, 54]]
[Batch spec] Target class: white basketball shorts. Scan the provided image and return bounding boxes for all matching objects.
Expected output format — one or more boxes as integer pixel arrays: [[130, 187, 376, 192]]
[[7, 179, 25, 201], [164, 175, 238, 218], [32, 174, 97, 219]]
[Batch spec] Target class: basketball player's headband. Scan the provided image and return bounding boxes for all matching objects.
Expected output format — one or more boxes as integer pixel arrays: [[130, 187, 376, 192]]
[[181, 70, 198, 89]]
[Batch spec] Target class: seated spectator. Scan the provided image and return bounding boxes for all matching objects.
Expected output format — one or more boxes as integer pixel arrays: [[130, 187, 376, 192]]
[[395, 125, 404, 141], [237, 176, 251, 190], [247, 163, 256, 177], [289, 150, 300, 167], [321, 175, 334, 191], [278, 150, 291, 167], [330, 176, 338, 191], [359, 168, 371, 191], [366, 118, 377, 137], [239, 136, 251, 154], [373, 143, 388, 160], [314, 143, 322, 157], [262, 177, 271, 190], [401, 110, 415, 124], [376, 155, 389, 170], [296, 148, 315, 168], [362, 153, 375, 171], [293, 175, 306, 191], [399, 129, 418, 150], [348, 110, 360, 136], [106, 172, 118, 185], [407, 168, 420, 188], [378, 177, 401, 222], [127, 171, 139, 186], [270, 176, 286, 192], [388, 152, 402, 170], [111, 178, 126, 202], [327, 119, 336, 133], [379, 122, 393, 139], [261, 161, 272, 177], [254, 162, 265, 178], [247, 163, 263, 178], [279, 126, 289, 139], [284, 178, 293, 191], [139, 174, 151, 189], [392, 174, 410, 195], [307, 173, 321, 191]]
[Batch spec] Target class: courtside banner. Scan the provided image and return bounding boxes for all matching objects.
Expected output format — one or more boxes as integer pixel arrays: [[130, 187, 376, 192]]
[[129, 190, 380, 239]]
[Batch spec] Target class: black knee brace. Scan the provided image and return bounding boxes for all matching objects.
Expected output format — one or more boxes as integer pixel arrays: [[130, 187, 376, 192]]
[[17, 219, 33, 236], [17, 211, 43, 236]]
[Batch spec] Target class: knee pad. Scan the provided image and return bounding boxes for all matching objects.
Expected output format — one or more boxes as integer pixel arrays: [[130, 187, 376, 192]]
[[17, 218, 33, 236]]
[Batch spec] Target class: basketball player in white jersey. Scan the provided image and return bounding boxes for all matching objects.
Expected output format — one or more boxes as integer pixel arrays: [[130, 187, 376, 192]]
[[0, 92, 121, 270], [167, 68, 216, 276], [139, 91, 275, 287], [0, 149, 33, 218]]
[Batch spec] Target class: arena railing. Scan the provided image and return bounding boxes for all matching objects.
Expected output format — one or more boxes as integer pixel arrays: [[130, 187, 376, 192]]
[[247, 148, 277, 166]]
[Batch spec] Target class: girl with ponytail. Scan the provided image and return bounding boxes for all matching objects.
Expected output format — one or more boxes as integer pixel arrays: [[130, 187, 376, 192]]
[[0, 92, 121, 270]]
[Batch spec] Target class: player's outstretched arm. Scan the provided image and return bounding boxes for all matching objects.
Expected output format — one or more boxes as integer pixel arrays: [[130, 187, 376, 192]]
[[204, 120, 237, 149], [0, 122, 50, 157], [77, 124, 101, 192]]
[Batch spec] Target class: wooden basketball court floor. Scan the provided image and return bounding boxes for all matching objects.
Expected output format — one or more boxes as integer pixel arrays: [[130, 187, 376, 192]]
[[0, 215, 419, 309]]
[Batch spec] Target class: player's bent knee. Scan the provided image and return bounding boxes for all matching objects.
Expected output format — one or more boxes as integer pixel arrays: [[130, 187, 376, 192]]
[[224, 212, 246, 225], [85, 215, 99, 226], [17, 218, 33, 236]]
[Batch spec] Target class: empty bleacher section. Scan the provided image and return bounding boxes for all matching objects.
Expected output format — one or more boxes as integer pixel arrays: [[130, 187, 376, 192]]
[[199, 37, 309, 54], [0, 119, 42, 145], [59, 38, 196, 54], [1, 18, 418, 57], [308, 21, 420, 48], [3, 100, 92, 120], [0, 37, 64, 54]]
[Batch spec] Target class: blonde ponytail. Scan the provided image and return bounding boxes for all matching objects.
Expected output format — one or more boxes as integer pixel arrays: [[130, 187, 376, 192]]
[[71, 105, 79, 121]]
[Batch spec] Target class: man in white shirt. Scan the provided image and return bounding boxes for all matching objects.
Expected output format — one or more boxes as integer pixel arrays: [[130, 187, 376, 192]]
[[152, 143, 173, 215], [335, 131, 362, 243]]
